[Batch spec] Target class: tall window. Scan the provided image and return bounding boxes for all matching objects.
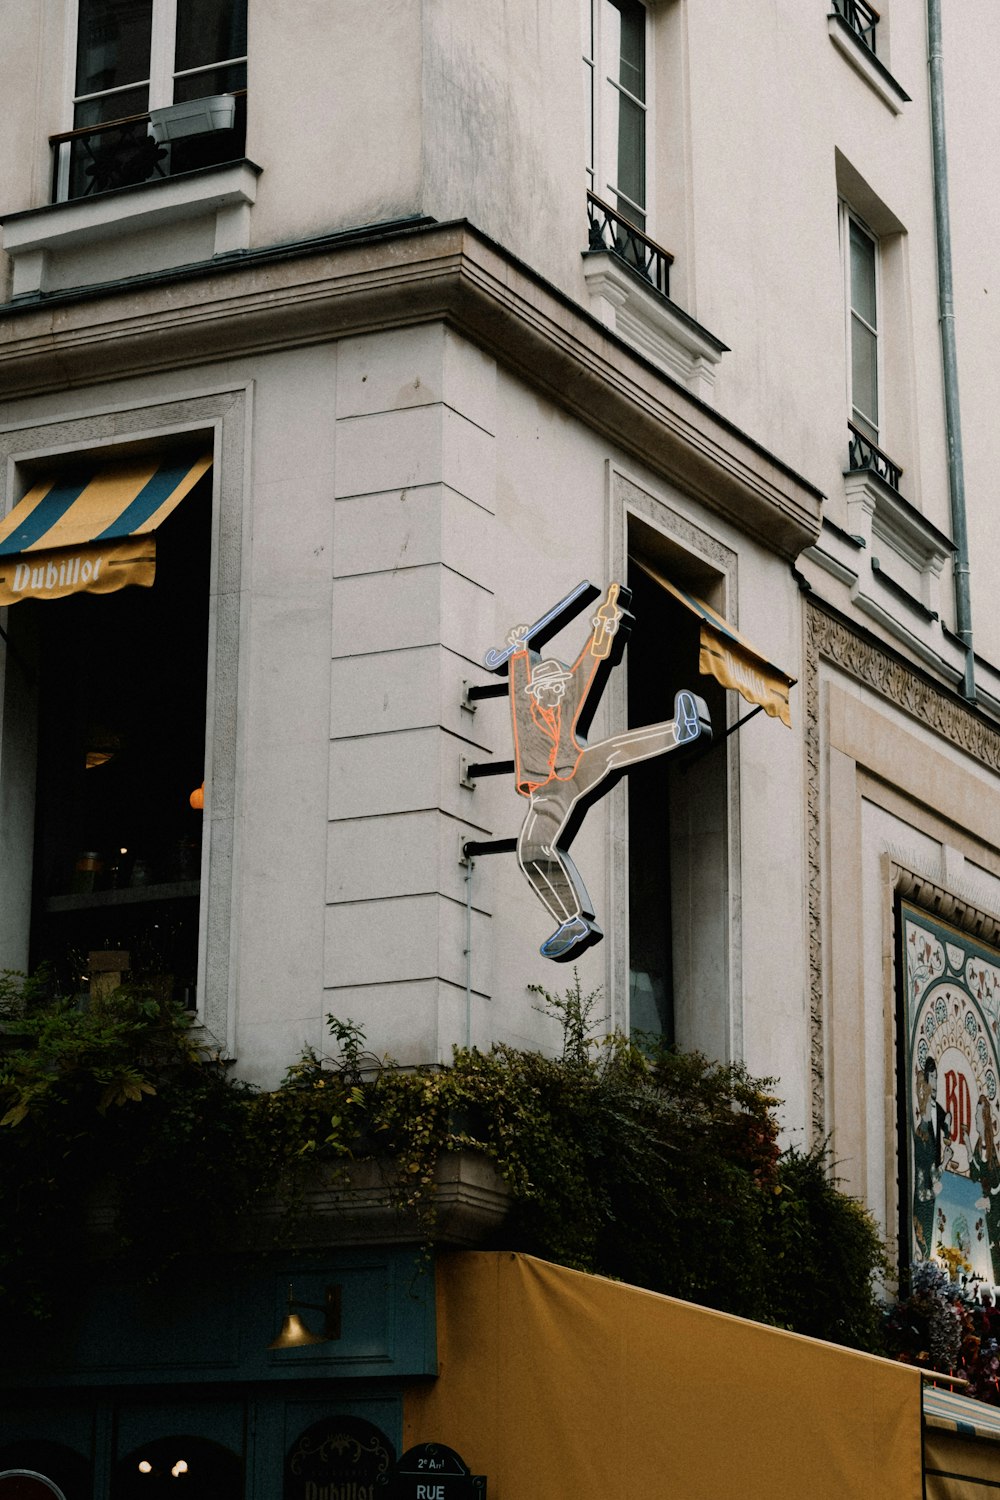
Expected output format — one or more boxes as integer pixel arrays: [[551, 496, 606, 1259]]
[[74, 0, 247, 127], [625, 556, 727, 1047], [8, 462, 212, 1006], [845, 209, 880, 446], [584, 0, 647, 230], [626, 561, 680, 1040], [63, 0, 247, 198]]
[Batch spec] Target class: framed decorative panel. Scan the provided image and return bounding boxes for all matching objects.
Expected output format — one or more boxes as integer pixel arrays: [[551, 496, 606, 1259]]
[[899, 899, 1000, 1286]]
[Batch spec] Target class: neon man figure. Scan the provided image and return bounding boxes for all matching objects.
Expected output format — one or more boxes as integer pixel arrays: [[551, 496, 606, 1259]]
[[504, 581, 710, 962]]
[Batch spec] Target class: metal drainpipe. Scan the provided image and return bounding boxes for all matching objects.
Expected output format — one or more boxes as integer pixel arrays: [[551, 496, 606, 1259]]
[[464, 853, 474, 1049], [927, 0, 976, 701]]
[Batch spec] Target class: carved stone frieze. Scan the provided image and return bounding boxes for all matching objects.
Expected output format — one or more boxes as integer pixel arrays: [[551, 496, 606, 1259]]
[[808, 605, 1000, 772], [805, 599, 1000, 1145], [616, 473, 737, 585], [804, 604, 825, 1140], [890, 863, 1000, 946]]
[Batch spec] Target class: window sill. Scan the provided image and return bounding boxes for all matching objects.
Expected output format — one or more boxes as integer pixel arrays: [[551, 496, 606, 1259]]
[[582, 249, 728, 402], [843, 464, 954, 619], [805, 503, 960, 684], [827, 14, 911, 114], [802, 517, 866, 589], [0, 159, 261, 298], [850, 565, 957, 682], [43, 879, 200, 913]]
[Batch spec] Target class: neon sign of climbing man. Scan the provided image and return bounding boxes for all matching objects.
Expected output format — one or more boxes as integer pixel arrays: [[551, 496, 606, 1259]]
[[478, 580, 711, 964]]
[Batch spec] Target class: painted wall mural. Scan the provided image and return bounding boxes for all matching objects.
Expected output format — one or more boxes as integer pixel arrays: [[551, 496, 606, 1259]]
[[902, 900, 1000, 1286]]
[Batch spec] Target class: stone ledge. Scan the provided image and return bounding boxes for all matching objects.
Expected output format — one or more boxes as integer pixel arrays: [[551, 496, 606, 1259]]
[[1, 161, 262, 298], [0, 220, 824, 561], [88, 1148, 511, 1254], [582, 249, 727, 403], [827, 14, 911, 114], [273, 1149, 511, 1249], [844, 465, 954, 620]]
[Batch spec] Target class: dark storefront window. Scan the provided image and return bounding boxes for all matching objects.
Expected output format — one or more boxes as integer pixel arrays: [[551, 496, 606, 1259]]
[[20, 471, 210, 1003], [113, 1437, 242, 1499], [0, 1442, 90, 1500], [626, 553, 727, 1047]]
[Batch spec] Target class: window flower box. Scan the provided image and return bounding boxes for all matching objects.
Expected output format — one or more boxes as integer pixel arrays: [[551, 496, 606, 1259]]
[[148, 95, 236, 143]]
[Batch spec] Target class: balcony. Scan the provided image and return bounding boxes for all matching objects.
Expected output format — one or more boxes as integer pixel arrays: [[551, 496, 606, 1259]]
[[50, 91, 247, 204], [841, 420, 957, 634], [848, 421, 902, 492], [831, 0, 879, 54], [586, 191, 672, 298], [2, 93, 256, 297], [582, 192, 726, 399], [828, 0, 908, 112]]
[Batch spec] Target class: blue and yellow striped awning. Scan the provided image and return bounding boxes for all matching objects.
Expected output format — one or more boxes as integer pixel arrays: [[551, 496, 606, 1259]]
[[923, 1382, 1000, 1441], [923, 1383, 1000, 1497], [0, 450, 212, 605]]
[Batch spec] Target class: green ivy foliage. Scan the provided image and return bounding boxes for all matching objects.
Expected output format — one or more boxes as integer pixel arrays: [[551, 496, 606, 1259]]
[[0, 972, 888, 1352], [0, 974, 261, 1326]]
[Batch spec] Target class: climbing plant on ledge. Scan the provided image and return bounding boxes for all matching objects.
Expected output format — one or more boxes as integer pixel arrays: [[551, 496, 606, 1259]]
[[0, 970, 888, 1352]]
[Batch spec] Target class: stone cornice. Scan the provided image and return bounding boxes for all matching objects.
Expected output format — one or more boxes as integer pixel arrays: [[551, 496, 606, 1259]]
[[805, 597, 1000, 1143], [889, 860, 1000, 944], [90, 1149, 512, 1254], [0, 219, 823, 560], [808, 598, 1000, 773]]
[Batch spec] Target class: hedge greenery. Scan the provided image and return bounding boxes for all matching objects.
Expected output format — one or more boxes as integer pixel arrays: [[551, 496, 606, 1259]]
[[0, 970, 889, 1352]]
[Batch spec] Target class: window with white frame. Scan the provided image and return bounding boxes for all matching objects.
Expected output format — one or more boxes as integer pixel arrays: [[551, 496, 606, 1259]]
[[624, 546, 729, 1052], [0, 395, 247, 1048], [843, 206, 881, 448], [584, 0, 647, 231], [5, 454, 213, 1007], [59, 0, 247, 200]]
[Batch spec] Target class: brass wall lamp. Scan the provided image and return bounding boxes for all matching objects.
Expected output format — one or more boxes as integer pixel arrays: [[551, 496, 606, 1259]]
[[268, 1283, 342, 1349]]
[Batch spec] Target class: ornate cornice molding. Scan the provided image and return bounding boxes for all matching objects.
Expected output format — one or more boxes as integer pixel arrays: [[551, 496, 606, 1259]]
[[805, 600, 1000, 1144], [808, 602, 1000, 772], [0, 221, 823, 560], [890, 861, 1000, 945], [804, 600, 825, 1141]]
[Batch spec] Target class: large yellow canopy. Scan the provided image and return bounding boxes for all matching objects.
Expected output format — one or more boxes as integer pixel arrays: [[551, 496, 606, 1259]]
[[405, 1253, 923, 1500]]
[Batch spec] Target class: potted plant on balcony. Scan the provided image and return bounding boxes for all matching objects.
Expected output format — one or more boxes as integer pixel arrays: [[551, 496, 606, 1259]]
[[148, 95, 236, 143]]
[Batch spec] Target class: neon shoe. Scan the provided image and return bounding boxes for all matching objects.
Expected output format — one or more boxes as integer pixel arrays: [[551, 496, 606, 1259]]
[[540, 916, 602, 961]]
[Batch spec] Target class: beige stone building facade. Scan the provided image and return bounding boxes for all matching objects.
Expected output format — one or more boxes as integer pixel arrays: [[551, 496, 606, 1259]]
[[3, 0, 1000, 1237], [2, 0, 1000, 1487]]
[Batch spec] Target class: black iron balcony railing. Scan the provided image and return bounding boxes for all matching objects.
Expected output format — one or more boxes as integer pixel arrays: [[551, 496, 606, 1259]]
[[832, 0, 879, 54], [49, 92, 247, 204], [848, 421, 902, 491], [586, 191, 673, 300], [50, 112, 168, 201]]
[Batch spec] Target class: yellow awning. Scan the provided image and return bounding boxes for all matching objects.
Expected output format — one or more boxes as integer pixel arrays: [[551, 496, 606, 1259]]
[[634, 558, 796, 728], [923, 1385, 1000, 1497], [405, 1253, 924, 1500], [0, 450, 212, 605]]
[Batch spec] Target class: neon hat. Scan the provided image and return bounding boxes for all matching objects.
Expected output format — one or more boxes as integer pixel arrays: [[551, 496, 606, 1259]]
[[527, 658, 571, 691]]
